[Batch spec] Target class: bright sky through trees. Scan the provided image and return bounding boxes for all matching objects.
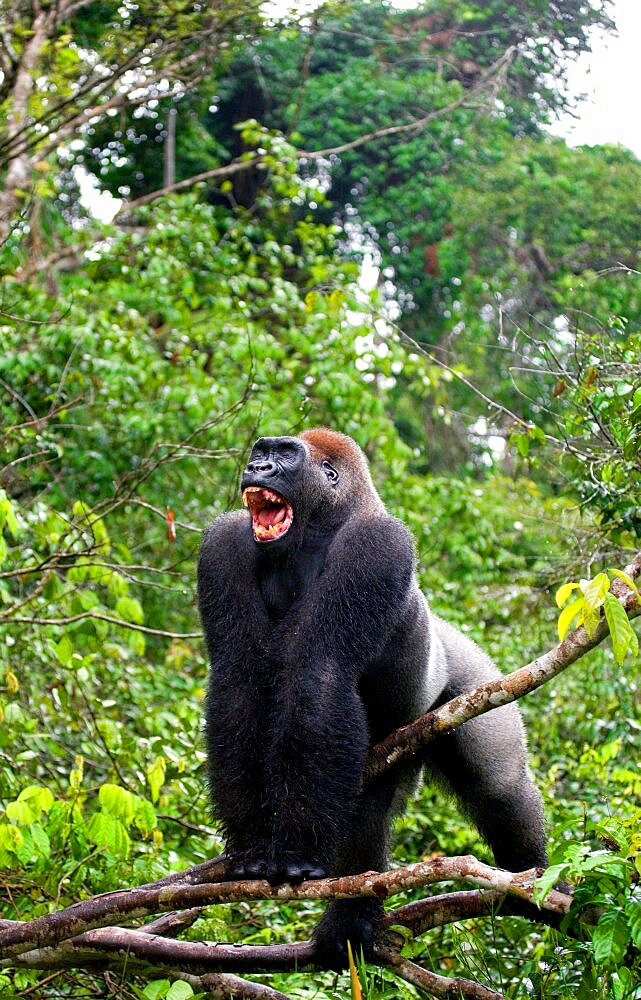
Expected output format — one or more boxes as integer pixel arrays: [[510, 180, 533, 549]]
[[550, 0, 641, 156]]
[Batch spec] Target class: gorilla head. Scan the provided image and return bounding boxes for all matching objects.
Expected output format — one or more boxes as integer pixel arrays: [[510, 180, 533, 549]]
[[240, 429, 384, 547]]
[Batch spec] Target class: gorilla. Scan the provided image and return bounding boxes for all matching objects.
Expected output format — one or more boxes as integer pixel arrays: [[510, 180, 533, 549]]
[[197, 428, 547, 968]]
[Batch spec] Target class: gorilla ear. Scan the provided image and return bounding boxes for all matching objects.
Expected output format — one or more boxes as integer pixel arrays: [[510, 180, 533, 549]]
[[321, 460, 340, 486]]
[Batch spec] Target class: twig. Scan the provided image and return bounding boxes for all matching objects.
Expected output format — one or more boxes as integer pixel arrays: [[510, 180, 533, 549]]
[[0, 607, 201, 638], [376, 944, 506, 999]]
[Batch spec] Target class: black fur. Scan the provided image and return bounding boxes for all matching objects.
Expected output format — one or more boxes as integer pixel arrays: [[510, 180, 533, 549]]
[[198, 430, 547, 969]]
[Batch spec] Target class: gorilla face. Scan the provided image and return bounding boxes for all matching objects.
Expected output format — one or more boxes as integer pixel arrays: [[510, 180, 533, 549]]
[[241, 436, 341, 546]]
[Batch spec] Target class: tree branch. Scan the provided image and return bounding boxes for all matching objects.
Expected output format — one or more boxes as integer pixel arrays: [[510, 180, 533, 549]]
[[175, 974, 295, 1000], [0, 862, 573, 1000], [0, 608, 202, 639], [119, 46, 516, 214], [0, 856, 568, 960], [365, 550, 641, 781], [376, 944, 506, 1000]]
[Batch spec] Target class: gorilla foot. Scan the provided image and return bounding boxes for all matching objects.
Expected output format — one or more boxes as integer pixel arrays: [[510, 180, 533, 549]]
[[313, 898, 383, 971], [228, 849, 328, 884], [265, 856, 327, 886], [228, 854, 268, 880]]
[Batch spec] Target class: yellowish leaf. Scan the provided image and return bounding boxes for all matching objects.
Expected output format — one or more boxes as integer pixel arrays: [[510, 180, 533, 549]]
[[555, 581, 579, 608], [580, 573, 610, 612], [558, 597, 584, 640]]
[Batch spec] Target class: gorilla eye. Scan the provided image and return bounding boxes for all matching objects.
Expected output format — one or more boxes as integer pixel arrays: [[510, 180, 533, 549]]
[[322, 460, 340, 486]]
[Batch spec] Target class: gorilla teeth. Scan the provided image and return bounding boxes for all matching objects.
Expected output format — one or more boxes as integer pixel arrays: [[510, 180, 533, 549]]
[[242, 486, 294, 542]]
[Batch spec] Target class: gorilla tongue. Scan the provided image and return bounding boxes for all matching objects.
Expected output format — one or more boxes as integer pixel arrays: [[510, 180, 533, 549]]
[[242, 487, 294, 541], [258, 506, 286, 527]]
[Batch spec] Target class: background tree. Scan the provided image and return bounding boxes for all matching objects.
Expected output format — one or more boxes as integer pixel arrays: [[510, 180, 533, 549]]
[[0, 0, 262, 236]]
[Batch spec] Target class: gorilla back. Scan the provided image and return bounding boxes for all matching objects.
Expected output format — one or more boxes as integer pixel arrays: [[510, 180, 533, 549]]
[[198, 428, 547, 968]]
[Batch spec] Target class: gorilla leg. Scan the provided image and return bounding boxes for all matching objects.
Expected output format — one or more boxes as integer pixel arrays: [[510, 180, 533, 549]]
[[425, 703, 548, 871], [313, 763, 421, 970], [261, 663, 371, 885]]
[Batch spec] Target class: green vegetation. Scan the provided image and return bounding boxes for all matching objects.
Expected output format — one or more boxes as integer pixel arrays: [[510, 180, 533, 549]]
[[1, 0, 639, 996]]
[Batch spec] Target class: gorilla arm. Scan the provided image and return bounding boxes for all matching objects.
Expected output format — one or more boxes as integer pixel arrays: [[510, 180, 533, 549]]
[[198, 513, 277, 862], [256, 515, 417, 884]]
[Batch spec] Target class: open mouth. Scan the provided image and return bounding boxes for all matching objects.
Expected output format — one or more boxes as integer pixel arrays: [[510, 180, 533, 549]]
[[242, 486, 294, 542]]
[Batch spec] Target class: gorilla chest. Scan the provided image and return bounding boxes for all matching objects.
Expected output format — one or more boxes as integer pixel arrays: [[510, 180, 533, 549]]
[[255, 546, 327, 621]]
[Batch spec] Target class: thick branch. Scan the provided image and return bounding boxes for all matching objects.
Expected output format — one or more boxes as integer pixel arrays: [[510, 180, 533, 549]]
[[381, 890, 564, 935], [0, 856, 568, 959], [365, 551, 641, 781]]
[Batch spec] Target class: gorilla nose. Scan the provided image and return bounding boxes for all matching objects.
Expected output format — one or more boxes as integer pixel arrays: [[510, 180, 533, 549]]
[[245, 459, 278, 476]]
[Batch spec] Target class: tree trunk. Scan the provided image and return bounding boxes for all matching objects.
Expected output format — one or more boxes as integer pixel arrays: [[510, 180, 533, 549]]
[[0, 9, 51, 240]]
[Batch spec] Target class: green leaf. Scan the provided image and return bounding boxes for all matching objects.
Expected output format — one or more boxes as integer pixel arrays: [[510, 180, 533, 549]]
[[143, 981, 171, 1000], [147, 756, 166, 804], [604, 593, 638, 666], [6, 800, 34, 825], [98, 784, 135, 824], [0, 822, 24, 856], [515, 433, 529, 457], [557, 597, 584, 640], [0, 492, 19, 536], [69, 756, 84, 790], [611, 968, 634, 1000], [78, 589, 99, 611], [30, 822, 51, 858], [592, 909, 630, 966], [534, 863, 570, 903], [17, 785, 54, 815], [115, 595, 144, 624], [626, 898, 641, 948], [133, 797, 156, 834], [86, 813, 130, 858], [52, 636, 73, 666], [165, 983, 194, 1000]]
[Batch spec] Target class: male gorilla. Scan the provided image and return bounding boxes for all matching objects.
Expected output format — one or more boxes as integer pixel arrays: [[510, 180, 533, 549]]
[[198, 428, 547, 968]]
